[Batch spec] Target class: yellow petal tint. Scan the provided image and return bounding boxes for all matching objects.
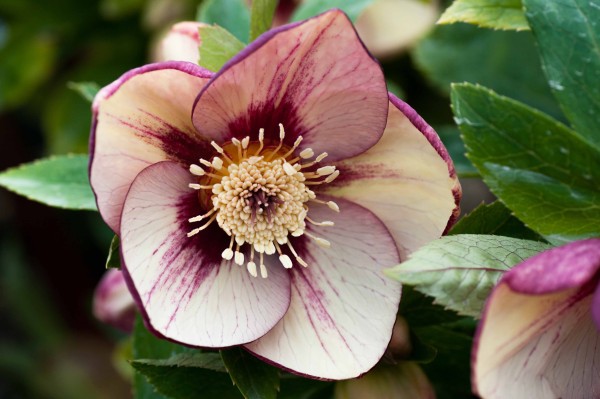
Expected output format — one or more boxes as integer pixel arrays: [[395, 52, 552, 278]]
[[325, 96, 460, 260]]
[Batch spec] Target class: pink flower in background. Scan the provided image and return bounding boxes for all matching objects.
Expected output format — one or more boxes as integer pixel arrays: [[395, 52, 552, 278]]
[[93, 269, 137, 332], [153, 21, 205, 63], [90, 10, 459, 379], [275, 0, 440, 58], [472, 238, 600, 398]]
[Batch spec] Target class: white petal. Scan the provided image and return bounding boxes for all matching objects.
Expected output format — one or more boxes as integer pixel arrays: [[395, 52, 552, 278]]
[[120, 161, 291, 347], [245, 197, 401, 379]]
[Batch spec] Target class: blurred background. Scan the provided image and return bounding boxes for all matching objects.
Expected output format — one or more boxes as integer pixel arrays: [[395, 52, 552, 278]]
[[0, 0, 558, 397]]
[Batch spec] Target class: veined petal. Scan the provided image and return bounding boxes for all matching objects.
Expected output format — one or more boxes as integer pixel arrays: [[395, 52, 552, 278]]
[[245, 198, 401, 380], [93, 269, 137, 332], [154, 22, 204, 63], [192, 9, 388, 162], [473, 239, 600, 398], [324, 94, 460, 260], [120, 161, 291, 347], [90, 62, 213, 232]]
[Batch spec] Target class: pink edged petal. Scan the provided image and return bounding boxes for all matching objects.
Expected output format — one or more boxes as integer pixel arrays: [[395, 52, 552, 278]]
[[90, 62, 213, 232], [245, 197, 401, 380], [93, 269, 137, 332], [192, 9, 388, 162], [324, 94, 460, 260], [153, 22, 204, 63], [120, 161, 291, 347], [504, 238, 600, 294], [472, 283, 600, 398]]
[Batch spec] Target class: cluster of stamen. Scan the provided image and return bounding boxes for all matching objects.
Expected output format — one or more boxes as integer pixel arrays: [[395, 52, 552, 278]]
[[187, 124, 340, 278]]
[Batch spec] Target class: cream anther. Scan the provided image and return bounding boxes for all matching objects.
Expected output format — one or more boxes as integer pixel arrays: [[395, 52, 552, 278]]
[[283, 162, 297, 176], [279, 123, 285, 140], [247, 261, 258, 277], [234, 251, 244, 265], [307, 216, 334, 227], [189, 207, 217, 222], [279, 254, 293, 269], [299, 148, 314, 159], [324, 170, 340, 183], [199, 159, 212, 168], [222, 248, 234, 260], [316, 152, 328, 162], [291, 229, 304, 237], [211, 141, 224, 153], [327, 201, 340, 212], [306, 232, 331, 248], [316, 166, 336, 176], [212, 157, 223, 170], [260, 263, 268, 278], [189, 164, 205, 176], [241, 136, 250, 149], [247, 156, 262, 165]]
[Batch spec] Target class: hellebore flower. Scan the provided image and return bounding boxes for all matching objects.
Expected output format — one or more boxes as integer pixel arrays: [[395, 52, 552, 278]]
[[89, 10, 460, 379], [153, 21, 205, 63], [93, 269, 137, 332], [472, 238, 600, 398]]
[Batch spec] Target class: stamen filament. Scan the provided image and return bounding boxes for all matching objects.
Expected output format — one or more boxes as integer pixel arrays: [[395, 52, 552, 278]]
[[232, 138, 243, 160], [199, 159, 212, 168], [265, 124, 285, 161], [211, 141, 234, 164], [286, 241, 308, 267], [305, 232, 331, 248], [254, 128, 265, 155], [281, 136, 303, 159], [187, 213, 218, 237], [306, 216, 334, 227], [189, 207, 217, 222], [259, 252, 267, 278], [189, 183, 214, 190]]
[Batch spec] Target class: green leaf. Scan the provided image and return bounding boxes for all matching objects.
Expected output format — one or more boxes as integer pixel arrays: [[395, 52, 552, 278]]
[[523, 0, 600, 149], [451, 83, 600, 245], [413, 23, 563, 119], [132, 353, 241, 399], [449, 201, 542, 240], [435, 125, 477, 178], [385, 235, 550, 317], [0, 154, 96, 211], [197, 0, 250, 43], [416, 325, 474, 399], [278, 378, 334, 399], [291, 0, 375, 22], [249, 0, 277, 41], [198, 24, 246, 72], [132, 317, 194, 399], [221, 348, 279, 399], [105, 235, 120, 269], [399, 286, 464, 328], [67, 81, 100, 103], [439, 0, 528, 31]]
